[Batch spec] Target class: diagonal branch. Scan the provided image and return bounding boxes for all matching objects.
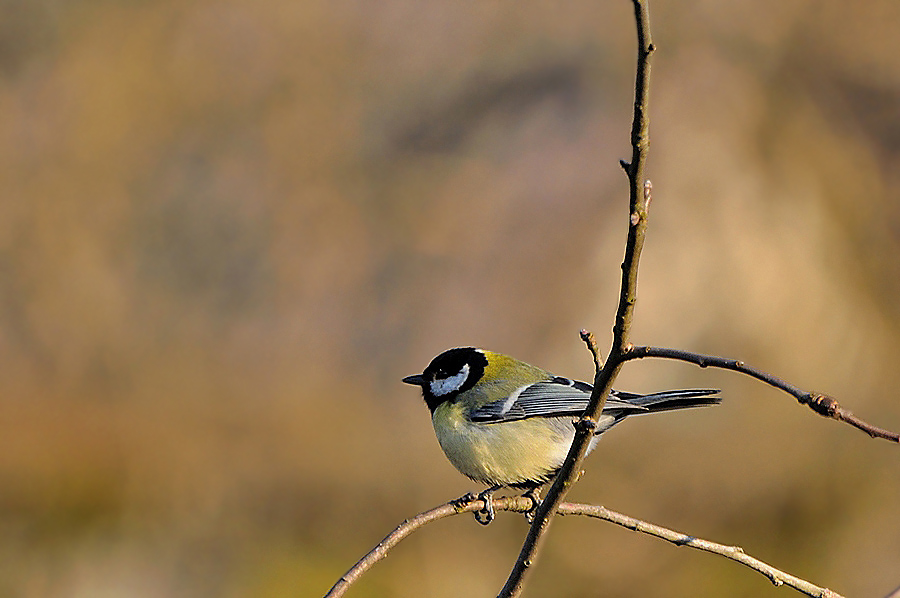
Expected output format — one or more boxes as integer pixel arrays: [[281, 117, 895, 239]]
[[324, 500, 474, 598], [324, 496, 845, 598], [496, 1, 656, 595], [561, 503, 844, 598], [621, 345, 900, 443]]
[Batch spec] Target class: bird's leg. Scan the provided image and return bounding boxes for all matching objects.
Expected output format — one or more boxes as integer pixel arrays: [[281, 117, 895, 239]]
[[473, 485, 502, 525], [521, 487, 542, 523]]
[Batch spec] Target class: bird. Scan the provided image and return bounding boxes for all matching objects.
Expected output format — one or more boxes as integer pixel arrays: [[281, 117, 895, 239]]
[[403, 347, 721, 524]]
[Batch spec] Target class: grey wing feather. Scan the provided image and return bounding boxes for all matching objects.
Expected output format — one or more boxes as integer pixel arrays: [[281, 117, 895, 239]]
[[468, 377, 645, 423]]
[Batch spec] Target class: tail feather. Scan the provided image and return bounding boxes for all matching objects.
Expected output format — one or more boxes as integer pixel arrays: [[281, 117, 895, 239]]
[[623, 388, 721, 412]]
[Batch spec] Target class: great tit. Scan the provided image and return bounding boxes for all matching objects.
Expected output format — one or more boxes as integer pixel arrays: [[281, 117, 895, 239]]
[[403, 347, 720, 523]]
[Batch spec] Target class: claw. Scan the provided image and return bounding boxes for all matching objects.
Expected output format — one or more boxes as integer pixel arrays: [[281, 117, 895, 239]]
[[521, 487, 542, 523], [450, 492, 477, 510], [473, 485, 501, 525]]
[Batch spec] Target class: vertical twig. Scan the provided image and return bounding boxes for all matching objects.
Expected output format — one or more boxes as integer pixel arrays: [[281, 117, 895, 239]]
[[496, 2, 655, 596]]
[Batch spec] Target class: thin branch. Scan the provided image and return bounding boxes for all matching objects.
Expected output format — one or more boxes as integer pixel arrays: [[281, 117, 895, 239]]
[[621, 345, 900, 443], [580, 329, 603, 371], [497, 2, 655, 595], [324, 497, 845, 598], [324, 500, 471, 598], [560, 503, 844, 598]]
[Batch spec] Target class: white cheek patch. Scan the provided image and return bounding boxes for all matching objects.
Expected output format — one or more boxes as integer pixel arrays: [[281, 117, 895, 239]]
[[430, 364, 470, 396]]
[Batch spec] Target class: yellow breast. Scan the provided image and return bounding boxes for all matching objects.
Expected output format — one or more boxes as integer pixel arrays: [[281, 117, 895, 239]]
[[431, 400, 574, 487]]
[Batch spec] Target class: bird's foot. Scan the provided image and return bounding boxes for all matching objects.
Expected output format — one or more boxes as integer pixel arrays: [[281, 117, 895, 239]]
[[521, 487, 542, 523], [474, 486, 501, 525], [450, 492, 477, 511]]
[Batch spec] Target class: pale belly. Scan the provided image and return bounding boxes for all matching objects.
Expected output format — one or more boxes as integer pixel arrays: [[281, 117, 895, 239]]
[[432, 402, 599, 487]]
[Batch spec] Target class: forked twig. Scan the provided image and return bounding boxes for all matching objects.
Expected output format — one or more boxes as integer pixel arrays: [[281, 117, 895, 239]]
[[326, 0, 898, 594], [324, 497, 845, 598], [496, 2, 656, 595]]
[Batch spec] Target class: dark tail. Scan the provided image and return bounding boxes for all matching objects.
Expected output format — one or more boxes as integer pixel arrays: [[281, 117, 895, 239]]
[[617, 388, 721, 412]]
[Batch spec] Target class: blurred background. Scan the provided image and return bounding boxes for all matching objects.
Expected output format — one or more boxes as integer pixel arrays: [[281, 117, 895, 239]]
[[1, 0, 899, 596]]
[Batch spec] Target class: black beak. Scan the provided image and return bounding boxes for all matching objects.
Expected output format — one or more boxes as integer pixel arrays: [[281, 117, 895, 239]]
[[402, 374, 426, 386]]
